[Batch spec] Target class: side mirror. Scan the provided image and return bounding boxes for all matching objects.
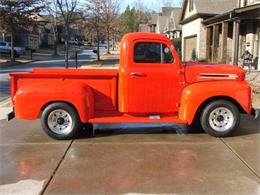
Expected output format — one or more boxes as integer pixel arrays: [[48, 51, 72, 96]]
[[92, 50, 97, 54]]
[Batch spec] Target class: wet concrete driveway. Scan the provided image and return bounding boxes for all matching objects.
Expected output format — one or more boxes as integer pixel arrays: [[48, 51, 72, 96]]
[[0, 114, 259, 195]]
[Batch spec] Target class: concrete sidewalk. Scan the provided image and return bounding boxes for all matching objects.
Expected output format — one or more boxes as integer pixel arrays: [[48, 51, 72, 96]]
[[81, 50, 119, 68]]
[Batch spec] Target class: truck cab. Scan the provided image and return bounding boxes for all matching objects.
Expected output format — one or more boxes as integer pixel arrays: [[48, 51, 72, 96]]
[[8, 33, 257, 140], [118, 33, 184, 114]]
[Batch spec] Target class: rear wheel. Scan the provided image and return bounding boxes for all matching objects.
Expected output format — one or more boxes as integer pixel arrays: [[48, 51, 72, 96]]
[[200, 100, 240, 137], [41, 102, 81, 140]]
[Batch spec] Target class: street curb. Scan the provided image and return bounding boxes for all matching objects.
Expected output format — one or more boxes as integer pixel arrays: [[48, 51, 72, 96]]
[[0, 60, 37, 68], [0, 98, 11, 108]]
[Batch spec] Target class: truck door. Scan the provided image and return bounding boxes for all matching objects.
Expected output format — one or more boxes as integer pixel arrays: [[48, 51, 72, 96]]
[[125, 40, 183, 113]]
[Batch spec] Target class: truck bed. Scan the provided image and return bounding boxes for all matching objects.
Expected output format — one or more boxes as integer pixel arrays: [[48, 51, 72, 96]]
[[10, 68, 118, 119]]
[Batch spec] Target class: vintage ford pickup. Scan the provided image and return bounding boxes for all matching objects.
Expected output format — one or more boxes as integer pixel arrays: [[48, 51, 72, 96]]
[[8, 32, 258, 139]]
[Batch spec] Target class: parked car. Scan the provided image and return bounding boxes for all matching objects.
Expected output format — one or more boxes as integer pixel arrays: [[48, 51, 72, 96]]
[[68, 39, 83, 46], [7, 32, 258, 140], [0, 41, 25, 57]]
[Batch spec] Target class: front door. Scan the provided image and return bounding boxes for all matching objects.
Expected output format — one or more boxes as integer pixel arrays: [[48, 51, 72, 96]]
[[126, 41, 182, 113]]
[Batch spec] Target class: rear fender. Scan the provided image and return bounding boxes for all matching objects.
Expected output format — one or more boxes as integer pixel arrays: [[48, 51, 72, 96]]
[[179, 81, 252, 124], [14, 81, 94, 123]]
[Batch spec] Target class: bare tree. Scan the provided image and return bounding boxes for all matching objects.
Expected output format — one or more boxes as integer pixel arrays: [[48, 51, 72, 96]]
[[101, 0, 119, 54], [110, 15, 121, 51], [85, 0, 103, 61], [56, 0, 79, 68], [45, 0, 59, 56], [134, 0, 151, 31], [0, 0, 44, 62]]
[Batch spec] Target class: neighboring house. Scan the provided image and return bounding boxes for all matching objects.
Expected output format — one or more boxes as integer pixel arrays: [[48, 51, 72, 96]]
[[164, 8, 182, 40], [157, 15, 169, 34], [139, 7, 182, 40], [0, 14, 52, 50], [179, 0, 237, 61], [147, 13, 159, 33], [138, 24, 150, 32], [203, 0, 260, 70]]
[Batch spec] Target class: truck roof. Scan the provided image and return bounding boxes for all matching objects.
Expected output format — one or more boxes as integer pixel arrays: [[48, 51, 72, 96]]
[[121, 32, 170, 43]]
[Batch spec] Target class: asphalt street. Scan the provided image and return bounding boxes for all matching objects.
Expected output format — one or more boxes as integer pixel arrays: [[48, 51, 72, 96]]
[[0, 114, 259, 194], [0, 47, 105, 102]]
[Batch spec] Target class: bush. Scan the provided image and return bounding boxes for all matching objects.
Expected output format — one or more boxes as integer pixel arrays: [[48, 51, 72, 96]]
[[191, 48, 197, 61], [172, 38, 182, 59]]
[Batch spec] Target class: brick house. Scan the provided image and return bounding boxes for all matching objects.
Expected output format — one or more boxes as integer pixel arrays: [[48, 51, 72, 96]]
[[179, 0, 237, 61]]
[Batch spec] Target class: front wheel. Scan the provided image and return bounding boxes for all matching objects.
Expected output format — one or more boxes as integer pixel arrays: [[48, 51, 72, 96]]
[[41, 102, 81, 140], [200, 100, 240, 137]]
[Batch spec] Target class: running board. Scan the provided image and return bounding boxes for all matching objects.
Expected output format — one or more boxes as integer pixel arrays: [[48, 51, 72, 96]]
[[89, 112, 187, 124]]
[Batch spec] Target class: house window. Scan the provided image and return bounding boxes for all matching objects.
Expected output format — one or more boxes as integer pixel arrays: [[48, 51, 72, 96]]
[[189, 0, 194, 12], [134, 42, 174, 64]]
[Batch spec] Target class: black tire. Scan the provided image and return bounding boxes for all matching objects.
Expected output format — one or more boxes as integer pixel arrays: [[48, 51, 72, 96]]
[[41, 102, 81, 140], [200, 100, 240, 137]]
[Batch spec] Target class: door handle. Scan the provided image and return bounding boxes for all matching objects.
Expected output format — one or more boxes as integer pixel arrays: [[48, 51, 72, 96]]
[[130, 72, 146, 77]]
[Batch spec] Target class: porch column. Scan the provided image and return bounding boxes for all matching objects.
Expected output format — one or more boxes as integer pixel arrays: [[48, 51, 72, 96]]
[[258, 40, 260, 71], [221, 22, 228, 63], [206, 27, 211, 62], [212, 24, 219, 63], [232, 20, 240, 65]]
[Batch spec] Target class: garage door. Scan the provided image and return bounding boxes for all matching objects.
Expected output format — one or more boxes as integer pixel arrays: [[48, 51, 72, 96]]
[[184, 36, 197, 61]]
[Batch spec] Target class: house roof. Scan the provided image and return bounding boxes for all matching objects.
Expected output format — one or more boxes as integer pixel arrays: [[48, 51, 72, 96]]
[[170, 8, 182, 30], [157, 16, 168, 33], [148, 13, 159, 25], [203, 3, 260, 25], [180, 0, 237, 24], [161, 7, 174, 16], [195, 0, 237, 14]]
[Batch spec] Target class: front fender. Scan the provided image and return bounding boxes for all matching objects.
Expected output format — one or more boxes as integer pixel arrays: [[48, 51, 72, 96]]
[[179, 80, 252, 124], [14, 81, 94, 123]]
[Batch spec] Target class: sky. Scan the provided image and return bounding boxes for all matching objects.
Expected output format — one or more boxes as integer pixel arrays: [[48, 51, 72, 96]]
[[119, 0, 183, 12]]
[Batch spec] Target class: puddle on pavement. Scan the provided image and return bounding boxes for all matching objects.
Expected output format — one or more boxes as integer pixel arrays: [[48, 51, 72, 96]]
[[0, 179, 45, 195]]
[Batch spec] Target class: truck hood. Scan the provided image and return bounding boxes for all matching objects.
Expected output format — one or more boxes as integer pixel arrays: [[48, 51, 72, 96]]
[[184, 63, 245, 84]]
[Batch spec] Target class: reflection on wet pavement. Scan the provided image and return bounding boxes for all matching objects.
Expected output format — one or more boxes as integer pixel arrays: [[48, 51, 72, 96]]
[[0, 114, 259, 194]]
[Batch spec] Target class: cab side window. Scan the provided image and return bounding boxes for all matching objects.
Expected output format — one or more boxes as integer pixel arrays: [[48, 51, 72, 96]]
[[134, 42, 174, 64]]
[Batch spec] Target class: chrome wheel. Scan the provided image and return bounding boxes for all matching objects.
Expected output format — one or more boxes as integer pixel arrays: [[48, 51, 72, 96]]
[[47, 109, 73, 135], [209, 107, 234, 132]]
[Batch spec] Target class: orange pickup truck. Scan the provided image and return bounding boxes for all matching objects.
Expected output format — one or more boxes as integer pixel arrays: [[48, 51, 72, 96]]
[[8, 32, 258, 139]]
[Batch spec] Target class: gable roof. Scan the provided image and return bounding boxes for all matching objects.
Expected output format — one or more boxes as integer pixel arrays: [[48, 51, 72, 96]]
[[170, 8, 182, 30], [195, 0, 237, 14], [161, 7, 174, 16], [157, 15, 168, 33], [180, 0, 237, 24]]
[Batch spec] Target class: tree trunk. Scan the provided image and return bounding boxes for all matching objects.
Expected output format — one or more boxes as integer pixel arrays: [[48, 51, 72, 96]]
[[65, 40, 69, 68], [112, 32, 115, 51], [64, 26, 69, 68], [10, 32, 15, 62], [106, 28, 110, 54], [53, 30, 58, 56], [97, 31, 100, 61]]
